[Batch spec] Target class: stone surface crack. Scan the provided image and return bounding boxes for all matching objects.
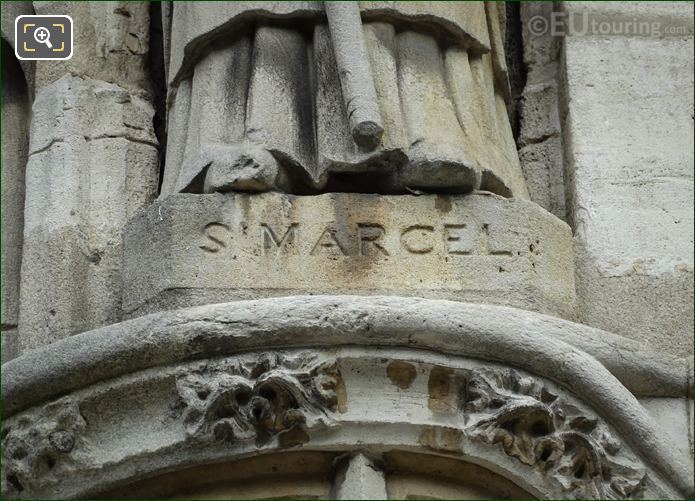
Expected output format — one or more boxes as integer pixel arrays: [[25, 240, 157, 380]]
[[84, 133, 158, 149], [28, 138, 65, 156]]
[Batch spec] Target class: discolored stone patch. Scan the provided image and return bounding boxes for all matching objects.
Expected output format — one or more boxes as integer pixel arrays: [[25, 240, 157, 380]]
[[435, 195, 453, 213], [428, 366, 458, 413], [386, 361, 418, 389], [278, 427, 310, 448], [335, 370, 348, 414], [418, 426, 464, 454]]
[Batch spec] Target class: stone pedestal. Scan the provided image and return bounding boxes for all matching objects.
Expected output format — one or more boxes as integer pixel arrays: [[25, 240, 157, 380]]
[[123, 192, 576, 319]]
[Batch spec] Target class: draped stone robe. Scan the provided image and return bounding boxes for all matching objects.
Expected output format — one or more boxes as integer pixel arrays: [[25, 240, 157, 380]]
[[160, 2, 529, 199]]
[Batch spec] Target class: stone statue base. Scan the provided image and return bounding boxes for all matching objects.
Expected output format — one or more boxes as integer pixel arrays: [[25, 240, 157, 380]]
[[123, 192, 575, 319]]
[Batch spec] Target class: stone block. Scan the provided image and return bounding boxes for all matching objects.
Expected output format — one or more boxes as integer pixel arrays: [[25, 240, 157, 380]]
[[639, 397, 692, 470], [560, 27, 694, 355], [18, 74, 159, 352], [518, 82, 561, 147], [520, 2, 560, 84], [123, 192, 576, 319], [518, 3, 566, 223], [518, 136, 566, 221], [563, 2, 694, 31]]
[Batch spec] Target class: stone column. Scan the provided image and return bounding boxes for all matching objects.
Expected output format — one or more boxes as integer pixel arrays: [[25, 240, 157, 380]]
[[333, 454, 388, 500], [1, 2, 34, 363], [17, 1, 160, 352], [1, 46, 31, 363], [518, 2, 567, 221]]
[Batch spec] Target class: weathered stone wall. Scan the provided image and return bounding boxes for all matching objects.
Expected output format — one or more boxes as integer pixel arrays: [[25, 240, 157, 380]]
[[558, 1, 694, 356]]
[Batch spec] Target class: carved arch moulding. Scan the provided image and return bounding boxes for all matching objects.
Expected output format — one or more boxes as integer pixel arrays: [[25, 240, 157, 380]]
[[2, 296, 692, 499]]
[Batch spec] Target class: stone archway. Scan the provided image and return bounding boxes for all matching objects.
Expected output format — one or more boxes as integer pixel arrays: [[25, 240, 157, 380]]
[[1, 297, 691, 499], [103, 451, 533, 499]]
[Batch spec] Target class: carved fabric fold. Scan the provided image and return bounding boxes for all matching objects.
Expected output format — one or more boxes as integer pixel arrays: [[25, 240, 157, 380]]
[[160, 21, 528, 198]]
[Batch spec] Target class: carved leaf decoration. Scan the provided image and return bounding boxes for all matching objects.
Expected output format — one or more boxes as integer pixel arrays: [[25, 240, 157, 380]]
[[176, 353, 340, 446], [1, 398, 86, 496], [569, 416, 598, 433], [461, 369, 646, 500]]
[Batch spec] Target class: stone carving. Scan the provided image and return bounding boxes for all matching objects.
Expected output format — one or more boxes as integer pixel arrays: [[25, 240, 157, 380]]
[[123, 193, 576, 319], [176, 353, 341, 446], [160, 2, 529, 198], [462, 369, 646, 499], [1, 398, 86, 496]]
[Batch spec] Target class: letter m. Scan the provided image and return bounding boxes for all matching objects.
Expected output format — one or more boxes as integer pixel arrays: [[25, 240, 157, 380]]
[[261, 223, 298, 255]]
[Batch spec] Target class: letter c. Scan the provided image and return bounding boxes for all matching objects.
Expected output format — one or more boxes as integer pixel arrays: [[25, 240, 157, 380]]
[[400, 225, 434, 254]]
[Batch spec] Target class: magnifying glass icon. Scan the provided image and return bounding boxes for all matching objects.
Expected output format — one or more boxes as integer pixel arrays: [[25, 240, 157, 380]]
[[34, 27, 53, 49]]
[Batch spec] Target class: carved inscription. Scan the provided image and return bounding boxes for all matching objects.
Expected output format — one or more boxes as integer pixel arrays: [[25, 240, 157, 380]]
[[357, 223, 389, 257], [401, 225, 434, 254], [444, 224, 473, 255], [310, 228, 348, 256], [200, 222, 231, 253], [261, 223, 297, 255], [199, 221, 520, 257]]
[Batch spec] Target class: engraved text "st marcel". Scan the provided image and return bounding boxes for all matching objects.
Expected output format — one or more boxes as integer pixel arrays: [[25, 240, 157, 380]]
[[200, 222, 515, 257]]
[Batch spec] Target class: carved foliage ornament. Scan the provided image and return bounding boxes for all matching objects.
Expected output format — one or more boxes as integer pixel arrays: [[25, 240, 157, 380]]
[[1, 398, 86, 496], [176, 353, 341, 446], [462, 369, 646, 499], [1, 357, 649, 500]]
